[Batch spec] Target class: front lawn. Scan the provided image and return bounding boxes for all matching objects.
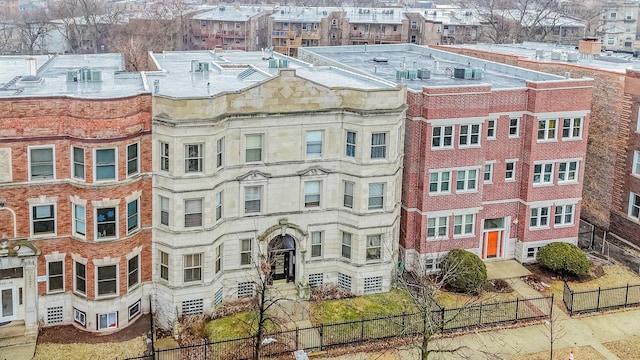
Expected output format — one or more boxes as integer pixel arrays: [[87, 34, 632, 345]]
[[310, 289, 416, 324], [205, 310, 279, 341]]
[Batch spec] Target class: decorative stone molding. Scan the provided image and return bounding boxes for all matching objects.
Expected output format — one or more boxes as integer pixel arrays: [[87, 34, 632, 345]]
[[44, 251, 66, 262], [92, 256, 120, 266], [69, 195, 88, 206], [125, 190, 143, 203], [296, 166, 334, 177], [258, 218, 308, 253], [126, 246, 143, 260], [28, 195, 58, 204], [71, 252, 88, 265], [236, 170, 272, 181], [92, 198, 121, 207]]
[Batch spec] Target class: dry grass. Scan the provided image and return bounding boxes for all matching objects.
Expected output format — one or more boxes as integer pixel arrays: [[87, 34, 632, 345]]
[[508, 345, 606, 360], [154, 336, 179, 349], [435, 288, 521, 308], [33, 335, 147, 360], [603, 336, 640, 358], [569, 264, 640, 290]]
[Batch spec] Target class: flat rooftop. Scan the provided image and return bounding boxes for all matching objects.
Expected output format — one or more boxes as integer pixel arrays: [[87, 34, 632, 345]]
[[193, 6, 269, 21], [145, 50, 397, 99], [457, 42, 640, 74], [0, 53, 146, 99], [300, 44, 566, 91]]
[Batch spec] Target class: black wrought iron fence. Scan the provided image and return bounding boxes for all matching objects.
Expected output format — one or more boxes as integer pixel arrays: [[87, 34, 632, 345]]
[[563, 282, 640, 315]]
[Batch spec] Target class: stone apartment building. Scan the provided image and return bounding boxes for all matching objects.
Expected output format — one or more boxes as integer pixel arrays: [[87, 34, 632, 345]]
[[600, 0, 639, 52], [190, 6, 272, 51], [0, 54, 153, 340], [300, 44, 593, 271], [436, 42, 640, 247]]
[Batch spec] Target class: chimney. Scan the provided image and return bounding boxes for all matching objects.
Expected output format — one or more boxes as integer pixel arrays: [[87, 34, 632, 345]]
[[26, 57, 37, 76]]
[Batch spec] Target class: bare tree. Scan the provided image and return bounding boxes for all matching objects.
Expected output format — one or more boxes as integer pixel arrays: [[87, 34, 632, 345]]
[[14, 9, 55, 54], [108, 20, 157, 71], [459, 0, 514, 43], [0, 20, 16, 54], [146, 0, 196, 51]]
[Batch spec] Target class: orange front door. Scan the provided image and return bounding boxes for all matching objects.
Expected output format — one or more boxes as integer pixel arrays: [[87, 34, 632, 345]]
[[486, 231, 499, 258]]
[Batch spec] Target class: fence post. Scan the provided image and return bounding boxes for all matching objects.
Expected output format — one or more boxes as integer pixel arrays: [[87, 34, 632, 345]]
[[625, 284, 630, 308], [319, 324, 324, 351], [478, 303, 483, 326], [596, 287, 601, 312], [296, 325, 299, 350], [440, 307, 445, 333], [360, 319, 365, 344], [203, 340, 207, 360], [515, 299, 519, 321]]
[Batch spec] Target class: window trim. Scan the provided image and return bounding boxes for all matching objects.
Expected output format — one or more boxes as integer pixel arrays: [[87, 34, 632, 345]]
[[366, 234, 382, 261], [343, 181, 354, 209], [368, 183, 385, 210], [28, 145, 55, 181], [459, 124, 481, 147], [483, 162, 493, 184], [97, 312, 118, 330], [629, 192, 640, 221], [244, 185, 263, 215], [456, 169, 478, 192], [95, 206, 118, 240], [96, 264, 118, 298], [345, 130, 357, 158], [94, 147, 117, 182], [216, 137, 224, 169], [240, 239, 252, 266], [533, 163, 554, 186], [306, 130, 323, 158], [304, 181, 321, 208], [215, 244, 223, 275], [487, 120, 496, 140], [126, 142, 139, 177], [184, 143, 204, 173], [73, 203, 86, 239], [505, 161, 516, 181], [370, 132, 387, 159], [562, 117, 583, 140], [509, 118, 520, 138], [126, 199, 139, 235], [429, 171, 451, 195], [71, 146, 85, 181], [529, 206, 550, 229], [245, 134, 263, 163], [632, 151, 640, 177], [558, 161, 579, 184], [310, 231, 322, 258], [184, 198, 203, 228], [537, 119, 557, 141], [74, 261, 86, 296], [160, 141, 170, 172], [31, 203, 56, 237], [431, 125, 454, 149], [160, 251, 169, 281], [47, 260, 64, 294], [341, 232, 352, 260], [215, 191, 223, 221], [183, 253, 203, 283], [427, 216, 449, 240], [160, 196, 169, 226], [554, 204, 575, 227], [127, 254, 140, 290], [453, 213, 475, 237]]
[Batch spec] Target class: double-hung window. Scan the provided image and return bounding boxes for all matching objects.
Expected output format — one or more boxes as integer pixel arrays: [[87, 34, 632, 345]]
[[97, 265, 117, 296], [96, 207, 117, 239], [634, 151, 640, 176], [216, 137, 224, 168], [95, 148, 116, 180], [427, 217, 448, 240], [306, 131, 323, 157], [554, 204, 574, 226], [459, 124, 480, 146], [311, 232, 322, 258], [183, 254, 202, 282], [558, 161, 578, 183], [453, 214, 474, 236], [126, 143, 139, 176], [562, 118, 582, 139], [184, 199, 203, 228], [629, 193, 640, 220], [366, 235, 381, 261], [304, 181, 321, 207], [32, 204, 55, 236], [537, 119, 557, 141], [509, 118, 520, 138], [184, 144, 203, 173], [456, 169, 477, 192], [160, 142, 170, 171], [432, 125, 453, 148], [48, 261, 64, 293], [346, 131, 356, 157], [343, 181, 354, 208], [160, 196, 169, 226], [370, 133, 387, 159], [72, 147, 85, 180], [30, 146, 54, 180], [245, 134, 263, 162], [505, 161, 516, 181], [128, 255, 139, 289], [484, 163, 493, 183], [533, 163, 554, 185], [487, 120, 496, 139], [368, 183, 384, 210], [215, 191, 223, 221], [244, 186, 262, 214], [98, 312, 117, 330], [240, 239, 252, 265], [126, 199, 139, 234], [341, 232, 352, 259], [160, 251, 169, 281], [429, 171, 450, 194], [530, 207, 550, 228], [73, 204, 86, 237], [215, 244, 223, 274], [74, 261, 86, 295]]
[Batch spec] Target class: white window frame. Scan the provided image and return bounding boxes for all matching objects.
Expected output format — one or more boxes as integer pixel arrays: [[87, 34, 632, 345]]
[[183, 253, 202, 283], [126, 199, 139, 235], [184, 144, 204, 173], [216, 137, 224, 168], [127, 254, 140, 290], [184, 198, 203, 228], [73, 308, 86, 327], [370, 132, 387, 159], [453, 213, 475, 237], [558, 161, 579, 183], [73, 204, 86, 238], [160, 196, 169, 226], [47, 260, 64, 294], [95, 206, 118, 240], [459, 124, 480, 147], [346, 131, 357, 158], [245, 134, 263, 162], [505, 161, 516, 181], [341, 232, 352, 259], [456, 169, 478, 192], [368, 183, 385, 210], [310, 231, 322, 258], [96, 264, 118, 297], [562, 117, 583, 140], [487, 120, 496, 140], [240, 239, 252, 266], [629, 192, 640, 221], [429, 171, 451, 194], [529, 207, 550, 229], [160, 142, 170, 171], [431, 125, 454, 149], [554, 204, 574, 226], [128, 300, 141, 320], [537, 119, 557, 141], [160, 251, 169, 281], [632, 151, 640, 176], [31, 203, 56, 237], [427, 216, 448, 240], [306, 130, 323, 158], [304, 181, 321, 208], [366, 234, 382, 261], [74, 261, 86, 295], [215, 244, 223, 275], [526, 247, 539, 259], [97, 312, 118, 330], [71, 146, 85, 180], [29, 145, 55, 181], [94, 148, 117, 181], [244, 185, 263, 214], [126, 142, 139, 177], [484, 163, 493, 183], [343, 181, 354, 208], [215, 191, 223, 221], [509, 118, 520, 138], [533, 163, 554, 185]]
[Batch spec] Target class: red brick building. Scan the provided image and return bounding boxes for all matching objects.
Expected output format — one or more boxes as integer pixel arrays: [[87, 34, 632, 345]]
[[300, 44, 593, 271], [0, 54, 152, 338]]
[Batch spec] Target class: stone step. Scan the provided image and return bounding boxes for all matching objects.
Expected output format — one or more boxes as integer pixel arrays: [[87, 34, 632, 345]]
[[0, 321, 29, 348]]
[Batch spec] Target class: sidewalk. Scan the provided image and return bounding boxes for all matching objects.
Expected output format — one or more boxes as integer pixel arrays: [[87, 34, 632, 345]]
[[319, 279, 640, 359]]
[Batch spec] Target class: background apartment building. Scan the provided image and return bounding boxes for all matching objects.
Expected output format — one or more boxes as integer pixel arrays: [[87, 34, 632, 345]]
[[300, 44, 593, 271], [190, 6, 271, 51], [600, 0, 639, 52], [146, 50, 405, 326], [0, 54, 153, 340]]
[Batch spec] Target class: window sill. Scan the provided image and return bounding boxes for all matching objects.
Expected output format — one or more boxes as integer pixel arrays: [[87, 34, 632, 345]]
[[365, 259, 383, 264], [95, 294, 119, 300], [532, 183, 554, 188], [453, 234, 475, 239], [561, 137, 583, 142], [127, 228, 141, 237], [456, 190, 479, 194], [487, 137, 496, 141], [458, 145, 481, 149], [484, 181, 493, 185], [71, 234, 86, 241], [427, 238, 449, 242], [430, 147, 455, 151], [528, 226, 550, 231], [536, 139, 558, 143], [428, 192, 452, 197], [127, 283, 143, 293], [72, 291, 87, 298], [558, 181, 579, 186], [46, 290, 65, 295], [553, 223, 574, 229], [508, 136, 520, 139], [31, 233, 57, 239], [95, 236, 119, 242], [182, 280, 204, 286], [505, 179, 516, 183]]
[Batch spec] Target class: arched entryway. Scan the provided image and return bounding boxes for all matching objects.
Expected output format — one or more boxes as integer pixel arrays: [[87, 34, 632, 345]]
[[268, 234, 296, 284]]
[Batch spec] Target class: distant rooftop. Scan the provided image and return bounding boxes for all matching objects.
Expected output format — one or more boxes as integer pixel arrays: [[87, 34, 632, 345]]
[[456, 42, 640, 74], [300, 43, 567, 91], [193, 5, 270, 21], [145, 50, 397, 99], [271, 7, 342, 22], [0, 53, 146, 99]]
